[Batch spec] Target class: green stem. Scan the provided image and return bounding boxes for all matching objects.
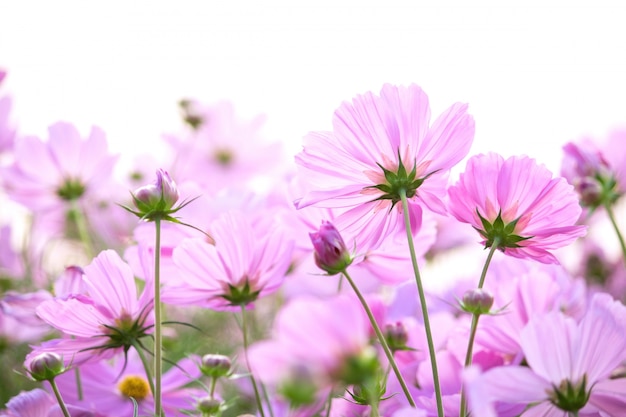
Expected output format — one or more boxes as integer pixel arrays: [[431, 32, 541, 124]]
[[49, 378, 71, 417], [70, 200, 95, 258], [132, 339, 156, 397], [324, 388, 334, 417], [605, 202, 626, 267], [73, 366, 83, 401], [261, 383, 275, 417], [399, 189, 442, 417], [240, 306, 267, 417], [209, 377, 217, 398], [477, 240, 499, 290], [154, 217, 163, 417], [342, 270, 416, 407], [459, 240, 499, 417]]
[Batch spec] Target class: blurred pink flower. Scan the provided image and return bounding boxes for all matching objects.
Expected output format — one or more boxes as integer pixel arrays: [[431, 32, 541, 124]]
[[162, 210, 294, 310], [165, 100, 284, 193], [1, 122, 118, 211], [0, 290, 52, 343], [54, 351, 203, 417], [0, 96, 16, 154], [27, 250, 154, 366], [295, 83, 474, 250], [248, 296, 372, 402], [0, 388, 97, 417], [470, 293, 626, 416], [448, 153, 586, 264], [0, 224, 25, 280]]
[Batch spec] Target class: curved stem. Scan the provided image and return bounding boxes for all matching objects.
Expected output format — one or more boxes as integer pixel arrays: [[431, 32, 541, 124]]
[[132, 339, 156, 397], [477, 240, 499, 289], [459, 239, 499, 417], [240, 306, 267, 417], [605, 202, 626, 267], [154, 217, 163, 417], [342, 270, 416, 407], [49, 378, 71, 417], [399, 189, 443, 417]]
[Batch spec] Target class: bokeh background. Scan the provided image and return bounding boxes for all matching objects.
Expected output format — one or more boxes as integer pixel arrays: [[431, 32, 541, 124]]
[[1, 0, 626, 172]]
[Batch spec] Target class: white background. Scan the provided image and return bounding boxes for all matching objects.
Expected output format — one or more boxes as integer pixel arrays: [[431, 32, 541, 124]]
[[1, 0, 626, 172]]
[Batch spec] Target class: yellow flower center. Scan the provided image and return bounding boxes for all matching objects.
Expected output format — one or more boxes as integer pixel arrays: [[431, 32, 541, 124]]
[[117, 375, 150, 401]]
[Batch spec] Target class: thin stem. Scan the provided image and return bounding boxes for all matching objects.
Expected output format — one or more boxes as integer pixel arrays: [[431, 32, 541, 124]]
[[459, 240, 499, 417], [605, 202, 626, 267], [154, 217, 163, 417], [477, 240, 499, 289], [240, 305, 267, 417], [337, 275, 344, 292], [324, 388, 334, 417], [209, 377, 217, 398], [49, 378, 71, 417], [261, 383, 275, 417], [70, 200, 95, 258], [399, 189, 443, 417], [458, 314, 480, 417], [73, 366, 83, 401], [342, 270, 416, 407], [132, 339, 156, 398]]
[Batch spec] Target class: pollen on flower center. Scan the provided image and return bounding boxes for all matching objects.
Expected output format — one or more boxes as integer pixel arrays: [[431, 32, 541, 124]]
[[118, 375, 150, 400]]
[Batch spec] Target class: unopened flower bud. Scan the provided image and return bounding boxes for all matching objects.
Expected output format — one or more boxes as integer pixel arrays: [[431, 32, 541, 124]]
[[575, 177, 603, 207], [384, 321, 409, 351], [29, 352, 65, 381], [462, 289, 494, 315], [200, 354, 231, 378], [309, 221, 352, 275], [196, 396, 221, 416], [133, 168, 179, 213]]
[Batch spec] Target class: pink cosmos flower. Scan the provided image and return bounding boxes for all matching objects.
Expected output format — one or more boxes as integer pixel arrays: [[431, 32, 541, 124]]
[[27, 250, 154, 366], [248, 296, 373, 404], [0, 95, 16, 154], [295, 83, 474, 250], [53, 351, 203, 417], [1, 122, 118, 211], [162, 210, 294, 310], [165, 100, 284, 193], [448, 153, 587, 264], [0, 290, 52, 343], [0, 388, 97, 417], [469, 293, 626, 417]]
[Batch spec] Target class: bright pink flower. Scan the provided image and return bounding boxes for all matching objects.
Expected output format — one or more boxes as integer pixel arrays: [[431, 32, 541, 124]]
[[27, 250, 154, 366], [162, 211, 294, 310], [448, 153, 587, 264], [295, 83, 474, 250], [470, 293, 626, 416], [53, 351, 203, 417], [1, 122, 118, 211]]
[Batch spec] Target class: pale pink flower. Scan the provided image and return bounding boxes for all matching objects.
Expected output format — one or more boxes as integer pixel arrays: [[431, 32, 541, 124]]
[[470, 293, 626, 416], [0, 290, 52, 343], [27, 250, 154, 366], [0, 96, 16, 154], [0, 224, 25, 280], [162, 210, 294, 310], [1, 122, 118, 211], [295, 83, 474, 250], [448, 153, 587, 264], [165, 100, 284, 192]]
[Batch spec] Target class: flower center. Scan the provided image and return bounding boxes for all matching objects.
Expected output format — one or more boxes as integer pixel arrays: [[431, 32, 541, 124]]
[[56, 178, 86, 201], [118, 375, 150, 401], [547, 376, 590, 412], [214, 149, 233, 166]]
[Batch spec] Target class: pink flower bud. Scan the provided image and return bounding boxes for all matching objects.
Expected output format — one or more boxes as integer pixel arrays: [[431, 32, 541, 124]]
[[200, 354, 231, 378], [132, 169, 180, 214], [29, 352, 65, 381], [309, 221, 352, 275], [384, 321, 409, 351], [461, 288, 494, 315]]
